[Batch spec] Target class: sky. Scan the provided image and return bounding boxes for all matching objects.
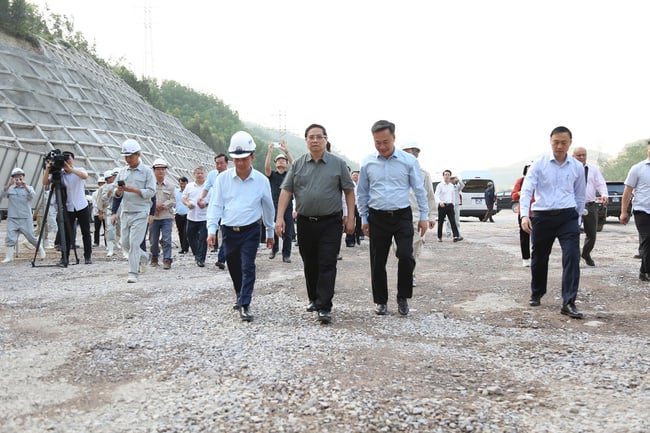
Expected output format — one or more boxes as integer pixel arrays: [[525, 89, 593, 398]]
[[32, 0, 650, 175]]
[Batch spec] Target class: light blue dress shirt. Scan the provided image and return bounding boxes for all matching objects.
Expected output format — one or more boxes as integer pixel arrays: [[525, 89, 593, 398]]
[[203, 169, 218, 192], [175, 188, 189, 216], [206, 167, 275, 238], [520, 152, 585, 217], [357, 148, 429, 224]]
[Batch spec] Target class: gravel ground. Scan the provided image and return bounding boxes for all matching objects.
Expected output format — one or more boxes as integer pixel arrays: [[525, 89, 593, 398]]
[[1, 212, 649, 432]]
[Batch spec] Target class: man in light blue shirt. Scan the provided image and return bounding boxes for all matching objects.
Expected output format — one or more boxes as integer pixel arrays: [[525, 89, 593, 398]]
[[520, 126, 586, 319], [620, 139, 650, 281], [357, 120, 429, 316], [174, 176, 189, 254], [207, 131, 275, 322]]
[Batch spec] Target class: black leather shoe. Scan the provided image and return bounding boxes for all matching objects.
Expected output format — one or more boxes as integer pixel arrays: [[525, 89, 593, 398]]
[[269, 251, 276, 259], [84, 258, 92, 265], [232, 304, 239, 311], [582, 254, 595, 267], [282, 257, 291, 263], [317, 310, 331, 324], [453, 236, 464, 242], [375, 304, 387, 315], [215, 261, 226, 270], [529, 297, 541, 307], [640, 273, 650, 281], [239, 305, 253, 322], [561, 303, 583, 319], [306, 302, 318, 312], [634, 254, 642, 259], [196, 261, 205, 267], [397, 298, 409, 316]]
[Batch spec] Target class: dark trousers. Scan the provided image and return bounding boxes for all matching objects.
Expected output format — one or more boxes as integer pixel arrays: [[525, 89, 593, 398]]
[[437, 204, 459, 239], [483, 203, 495, 222], [518, 214, 531, 260], [368, 207, 415, 304], [581, 202, 598, 258], [530, 210, 580, 305], [186, 219, 207, 262], [345, 206, 362, 246], [634, 211, 650, 274], [93, 215, 104, 245], [63, 205, 92, 260], [223, 224, 260, 306], [272, 208, 294, 258], [297, 214, 342, 311], [175, 213, 189, 252]]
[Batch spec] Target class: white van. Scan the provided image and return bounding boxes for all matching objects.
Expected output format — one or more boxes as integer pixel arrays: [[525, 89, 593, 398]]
[[459, 177, 498, 219]]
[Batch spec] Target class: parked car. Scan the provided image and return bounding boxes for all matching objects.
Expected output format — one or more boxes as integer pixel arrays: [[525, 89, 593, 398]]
[[496, 190, 517, 213], [604, 181, 631, 219], [459, 178, 498, 219]]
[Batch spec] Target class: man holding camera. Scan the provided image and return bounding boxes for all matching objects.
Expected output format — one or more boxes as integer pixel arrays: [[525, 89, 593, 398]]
[[113, 139, 156, 283], [43, 151, 93, 265]]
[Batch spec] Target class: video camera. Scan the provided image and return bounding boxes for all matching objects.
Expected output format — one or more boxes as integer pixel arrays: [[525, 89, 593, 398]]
[[44, 149, 68, 172]]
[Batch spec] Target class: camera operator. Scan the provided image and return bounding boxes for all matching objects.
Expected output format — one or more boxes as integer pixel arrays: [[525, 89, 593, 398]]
[[42, 151, 93, 265]]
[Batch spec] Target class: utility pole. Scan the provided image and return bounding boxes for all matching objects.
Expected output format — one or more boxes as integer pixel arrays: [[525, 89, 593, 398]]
[[143, 2, 155, 78]]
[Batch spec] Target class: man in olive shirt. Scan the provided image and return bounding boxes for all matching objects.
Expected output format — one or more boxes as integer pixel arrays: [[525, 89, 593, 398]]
[[275, 123, 355, 324]]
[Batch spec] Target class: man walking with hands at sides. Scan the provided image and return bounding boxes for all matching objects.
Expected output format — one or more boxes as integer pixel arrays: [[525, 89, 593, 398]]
[[275, 124, 355, 324], [207, 131, 275, 322], [113, 139, 156, 283], [149, 158, 176, 270], [265, 140, 294, 263], [620, 139, 650, 282], [520, 126, 585, 319], [435, 170, 462, 242], [357, 120, 429, 317], [572, 147, 608, 267]]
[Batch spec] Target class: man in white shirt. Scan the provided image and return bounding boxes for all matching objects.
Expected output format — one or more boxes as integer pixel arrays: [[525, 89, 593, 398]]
[[434, 170, 462, 242], [182, 166, 209, 267], [572, 147, 608, 267]]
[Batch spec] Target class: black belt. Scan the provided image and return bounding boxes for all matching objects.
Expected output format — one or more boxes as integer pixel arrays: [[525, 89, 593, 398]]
[[533, 208, 574, 216], [299, 212, 341, 222], [223, 222, 258, 232], [369, 207, 410, 216], [586, 201, 597, 206]]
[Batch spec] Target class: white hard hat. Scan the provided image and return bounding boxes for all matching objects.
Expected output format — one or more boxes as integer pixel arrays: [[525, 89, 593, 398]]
[[98, 176, 106, 183], [228, 131, 256, 159], [104, 169, 116, 179], [274, 154, 288, 162], [121, 138, 141, 155], [152, 158, 169, 168], [11, 167, 25, 176], [401, 141, 420, 152], [112, 167, 121, 175]]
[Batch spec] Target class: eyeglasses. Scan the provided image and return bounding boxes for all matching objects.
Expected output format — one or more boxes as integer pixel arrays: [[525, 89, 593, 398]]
[[307, 135, 326, 141]]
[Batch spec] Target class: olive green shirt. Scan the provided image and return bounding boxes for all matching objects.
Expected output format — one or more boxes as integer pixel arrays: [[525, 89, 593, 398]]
[[280, 151, 354, 217]]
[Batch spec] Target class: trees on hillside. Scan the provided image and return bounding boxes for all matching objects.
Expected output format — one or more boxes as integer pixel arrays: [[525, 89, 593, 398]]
[[602, 139, 649, 181]]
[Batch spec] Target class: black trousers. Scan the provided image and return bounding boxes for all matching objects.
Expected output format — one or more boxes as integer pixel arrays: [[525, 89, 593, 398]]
[[530, 209, 580, 305], [437, 204, 459, 239], [64, 205, 92, 260], [634, 211, 650, 275], [297, 214, 342, 311], [93, 215, 104, 245], [518, 214, 531, 260], [368, 207, 415, 304], [581, 202, 598, 258], [175, 213, 189, 252]]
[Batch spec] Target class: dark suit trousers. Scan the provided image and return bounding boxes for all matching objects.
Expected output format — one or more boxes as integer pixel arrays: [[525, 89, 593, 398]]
[[530, 209, 580, 305], [634, 211, 650, 275], [296, 214, 341, 311], [581, 202, 598, 257], [368, 207, 415, 304]]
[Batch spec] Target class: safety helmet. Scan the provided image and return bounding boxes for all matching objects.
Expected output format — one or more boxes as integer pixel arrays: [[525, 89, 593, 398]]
[[274, 154, 288, 162], [401, 141, 421, 152], [98, 176, 106, 183], [121, 138, 141, 155], [151, 158, 169, 168], [228, 131, 256, 159], [104, 169, 116, 179], [10, 167, 25, 176]]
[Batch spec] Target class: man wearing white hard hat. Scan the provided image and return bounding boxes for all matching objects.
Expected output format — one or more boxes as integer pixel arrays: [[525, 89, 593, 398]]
[[149, 158, 176, 270], [98, 169, 119, 256], [400, 141, 437, 286], [114, 138, 156, 283], [2, 168, 46, 262], [207, 131, 275, 322]]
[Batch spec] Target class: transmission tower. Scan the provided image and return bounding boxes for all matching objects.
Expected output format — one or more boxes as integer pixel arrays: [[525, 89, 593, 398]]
[[143, 2, 155, 78]]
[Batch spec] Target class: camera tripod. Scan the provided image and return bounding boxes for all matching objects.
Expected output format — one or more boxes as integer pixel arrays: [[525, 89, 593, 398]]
[[32, 178, 78, 267]]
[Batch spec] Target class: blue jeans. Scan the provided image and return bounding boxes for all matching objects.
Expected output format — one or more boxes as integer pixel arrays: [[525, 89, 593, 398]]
[[149, 218, 173, 260], [223, 225, 260, 306]]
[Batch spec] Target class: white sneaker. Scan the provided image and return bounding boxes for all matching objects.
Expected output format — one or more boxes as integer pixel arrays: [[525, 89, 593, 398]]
[[522, 259, 531, 267], [38, 244, 46, 259], [127, 275, 138, 283]]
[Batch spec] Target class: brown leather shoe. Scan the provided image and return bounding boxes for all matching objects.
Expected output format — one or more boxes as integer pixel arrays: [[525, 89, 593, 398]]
[[163, 259, 171, 270]]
